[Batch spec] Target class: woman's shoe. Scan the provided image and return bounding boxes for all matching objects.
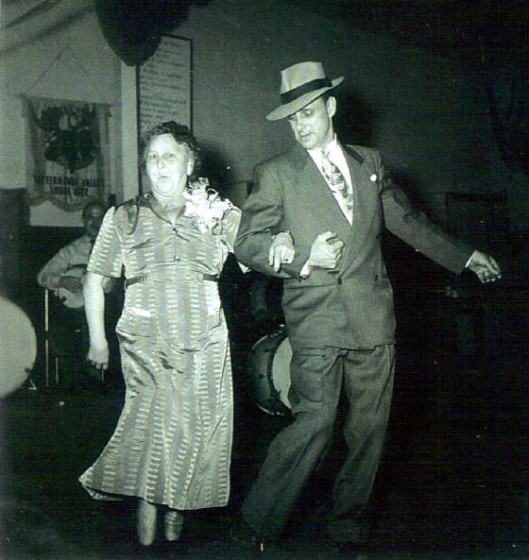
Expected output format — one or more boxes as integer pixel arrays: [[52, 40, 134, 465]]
[[164, 509, 184, 542], [137, 499, 157, 546]]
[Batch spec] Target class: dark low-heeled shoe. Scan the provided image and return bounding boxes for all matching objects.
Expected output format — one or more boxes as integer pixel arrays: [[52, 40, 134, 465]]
[[230, 518, 269, 553]]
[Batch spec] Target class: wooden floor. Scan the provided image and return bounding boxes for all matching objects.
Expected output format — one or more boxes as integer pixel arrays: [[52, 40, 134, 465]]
[[1, 309, 529, 559]]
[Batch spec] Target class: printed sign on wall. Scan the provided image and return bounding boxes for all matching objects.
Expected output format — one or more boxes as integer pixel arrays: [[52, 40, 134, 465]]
[[137, 35, 192, 138]]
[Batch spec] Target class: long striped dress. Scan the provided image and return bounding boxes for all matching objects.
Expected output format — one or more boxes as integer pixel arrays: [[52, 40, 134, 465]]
[[79, 189, 240, 511]]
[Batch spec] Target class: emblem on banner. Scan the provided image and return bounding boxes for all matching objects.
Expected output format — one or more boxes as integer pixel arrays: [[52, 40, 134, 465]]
[[25, 97, 110, 211]]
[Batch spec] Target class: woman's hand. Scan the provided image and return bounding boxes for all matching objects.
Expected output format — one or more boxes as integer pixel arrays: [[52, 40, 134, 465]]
[[87, 342, 109, 371], [84, 271, 109, 369], [269, 232, 295, 272]]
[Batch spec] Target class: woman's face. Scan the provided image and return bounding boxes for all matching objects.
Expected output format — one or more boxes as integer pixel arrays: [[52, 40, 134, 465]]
[[145, 133, 195, 201]]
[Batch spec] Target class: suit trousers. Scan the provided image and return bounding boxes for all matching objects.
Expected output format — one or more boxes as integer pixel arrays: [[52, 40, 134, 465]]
[[242, 343, 395, 538]]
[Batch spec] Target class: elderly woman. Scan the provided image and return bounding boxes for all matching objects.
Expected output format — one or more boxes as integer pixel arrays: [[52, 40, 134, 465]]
[[79, 122, 244, 546]]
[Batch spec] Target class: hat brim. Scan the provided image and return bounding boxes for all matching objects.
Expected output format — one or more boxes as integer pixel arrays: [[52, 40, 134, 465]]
[[266, 76, 344, 121]]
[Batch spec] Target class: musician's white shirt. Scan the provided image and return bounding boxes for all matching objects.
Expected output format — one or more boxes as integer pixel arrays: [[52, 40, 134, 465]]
[[37, 235, 93, 293]]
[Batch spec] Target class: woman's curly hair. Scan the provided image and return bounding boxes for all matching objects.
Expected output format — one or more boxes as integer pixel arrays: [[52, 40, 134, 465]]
[[140, 121, 202, 180]]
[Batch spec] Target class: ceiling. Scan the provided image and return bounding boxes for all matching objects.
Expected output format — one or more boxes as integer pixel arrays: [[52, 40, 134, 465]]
[[2, 0, 527, 65], [288, 0, 529, 65], [1, 0, 54, 28]]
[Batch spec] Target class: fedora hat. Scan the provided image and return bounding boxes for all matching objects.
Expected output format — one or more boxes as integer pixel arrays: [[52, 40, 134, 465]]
[[266, 61, 344, 121]]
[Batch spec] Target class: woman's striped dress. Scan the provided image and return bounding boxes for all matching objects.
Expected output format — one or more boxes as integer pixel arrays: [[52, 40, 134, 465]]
[[79, 191, 240, 511]]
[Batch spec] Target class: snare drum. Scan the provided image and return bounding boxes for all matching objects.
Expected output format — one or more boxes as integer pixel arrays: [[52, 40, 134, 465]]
[[247, 328, 292, 416], [0, 297, 36, 397]]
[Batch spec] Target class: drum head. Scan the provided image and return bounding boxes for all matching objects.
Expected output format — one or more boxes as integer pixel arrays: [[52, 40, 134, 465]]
[[271, 337, 292, 410], [0, 297, 36, 398], [247, 329, 292, 416]]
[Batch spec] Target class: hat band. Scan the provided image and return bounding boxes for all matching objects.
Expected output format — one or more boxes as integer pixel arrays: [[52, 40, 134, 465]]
[[280, 77, 333, 105]]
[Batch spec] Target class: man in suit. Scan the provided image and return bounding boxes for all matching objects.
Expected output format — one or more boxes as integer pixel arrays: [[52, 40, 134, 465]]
[[233, 61, 501, 549]]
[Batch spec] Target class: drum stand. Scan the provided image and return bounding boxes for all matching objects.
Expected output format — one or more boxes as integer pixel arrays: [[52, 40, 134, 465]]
[[44, 289, 60, 387], [22, 377, 38, 391]]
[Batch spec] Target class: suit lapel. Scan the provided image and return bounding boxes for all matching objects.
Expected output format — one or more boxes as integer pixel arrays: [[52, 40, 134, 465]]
[[285, 143, 379, 272], [342, 144, 378, 267], [287, 144, 353, 239]]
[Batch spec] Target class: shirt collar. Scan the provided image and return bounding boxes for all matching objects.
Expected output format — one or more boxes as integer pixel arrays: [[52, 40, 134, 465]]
[[307, 135, 340, 160]]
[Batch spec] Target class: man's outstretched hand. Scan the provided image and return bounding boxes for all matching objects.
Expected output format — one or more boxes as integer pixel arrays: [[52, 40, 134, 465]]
[[466, 251, 502, 284]]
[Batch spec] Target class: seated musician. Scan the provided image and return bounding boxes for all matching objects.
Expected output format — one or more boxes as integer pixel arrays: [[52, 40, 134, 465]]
[[37, 201, 117, 388]]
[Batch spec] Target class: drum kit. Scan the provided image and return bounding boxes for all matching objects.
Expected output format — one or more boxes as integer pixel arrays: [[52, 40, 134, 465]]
[[247, 326, 293, 416], [0, 291, 291, 410], [0, 297, 37, 398]]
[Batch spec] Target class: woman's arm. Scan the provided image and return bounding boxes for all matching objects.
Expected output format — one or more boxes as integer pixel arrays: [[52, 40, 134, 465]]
[[84, 271, 109, 370]]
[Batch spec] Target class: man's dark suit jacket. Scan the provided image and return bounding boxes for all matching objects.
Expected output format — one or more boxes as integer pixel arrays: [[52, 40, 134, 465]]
[[234, 142, 473, 350]]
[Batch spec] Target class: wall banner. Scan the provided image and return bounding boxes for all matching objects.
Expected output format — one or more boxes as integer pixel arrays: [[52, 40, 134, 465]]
[[25, 96, 111, 211]]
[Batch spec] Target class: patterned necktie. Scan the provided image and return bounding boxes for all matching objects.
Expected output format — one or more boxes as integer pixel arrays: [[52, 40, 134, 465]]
[[320, 148, 353, 220]]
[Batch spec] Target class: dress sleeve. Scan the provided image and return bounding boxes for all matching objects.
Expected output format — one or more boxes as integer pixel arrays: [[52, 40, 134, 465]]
[[220, 204, 242, 252], [87, 207, 123, 278]]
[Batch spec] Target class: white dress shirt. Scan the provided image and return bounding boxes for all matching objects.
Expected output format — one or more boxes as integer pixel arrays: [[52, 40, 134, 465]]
[[308, 136, 352, 192]]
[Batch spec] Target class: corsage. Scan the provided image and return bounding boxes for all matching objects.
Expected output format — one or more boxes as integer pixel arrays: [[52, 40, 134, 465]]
[[183, 177, 233, 233]]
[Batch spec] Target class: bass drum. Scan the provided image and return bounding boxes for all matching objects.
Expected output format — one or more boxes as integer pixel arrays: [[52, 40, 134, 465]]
[[247, 328, 292, 416], [0, 297, 36, 398]]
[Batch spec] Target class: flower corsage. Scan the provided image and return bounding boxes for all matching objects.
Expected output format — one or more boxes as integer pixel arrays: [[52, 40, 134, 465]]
[[183, 177, 233, 233]]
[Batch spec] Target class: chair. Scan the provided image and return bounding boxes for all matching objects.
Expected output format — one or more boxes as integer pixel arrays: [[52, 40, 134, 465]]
[[44, 289, 59, 386], [43, 289, 105, 387]]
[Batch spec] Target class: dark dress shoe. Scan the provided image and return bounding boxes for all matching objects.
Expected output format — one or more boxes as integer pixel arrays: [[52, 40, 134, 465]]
[[326, 517, 369, 545], [230, 518, 267, 552]]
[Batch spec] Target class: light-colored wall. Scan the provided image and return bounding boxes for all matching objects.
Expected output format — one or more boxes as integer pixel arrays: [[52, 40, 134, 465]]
[[177, 0, 523, 227], [0, 8, 122, 226], [1, 0, 526, 231]]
